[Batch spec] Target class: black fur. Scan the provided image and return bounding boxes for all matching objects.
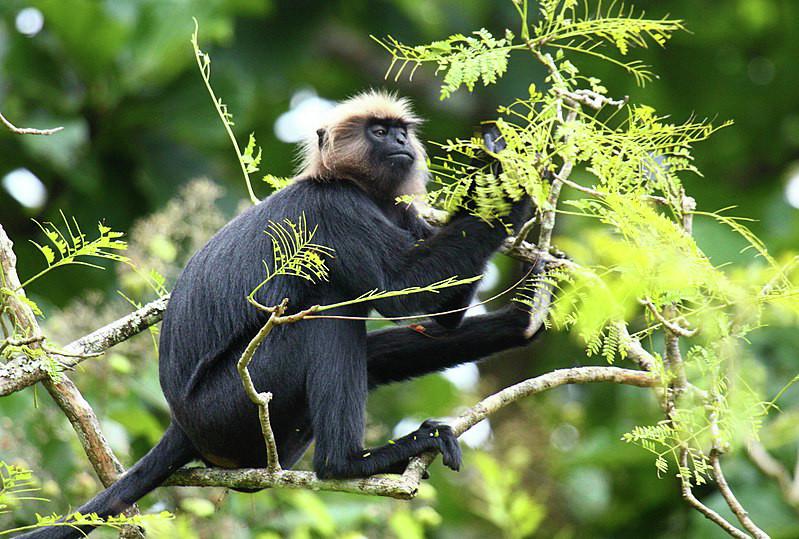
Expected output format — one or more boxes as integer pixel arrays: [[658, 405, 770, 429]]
[[19, 128, 542, 538]]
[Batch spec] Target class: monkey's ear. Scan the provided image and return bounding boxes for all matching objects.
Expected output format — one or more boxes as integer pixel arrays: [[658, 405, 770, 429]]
[[316, 128, 327, 150]]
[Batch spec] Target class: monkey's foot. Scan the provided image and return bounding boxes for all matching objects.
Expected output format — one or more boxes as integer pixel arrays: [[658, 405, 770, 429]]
[[418, 420, 462, 471]]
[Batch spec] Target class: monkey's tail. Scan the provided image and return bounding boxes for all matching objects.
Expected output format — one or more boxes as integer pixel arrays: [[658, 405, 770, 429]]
[[16, 422, 196, 539]]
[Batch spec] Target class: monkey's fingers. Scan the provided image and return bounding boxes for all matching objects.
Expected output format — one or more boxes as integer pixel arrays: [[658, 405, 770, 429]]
[[481, 124, 507, 155], [419, 420, 462, 471], [436, 425, 462, 471]]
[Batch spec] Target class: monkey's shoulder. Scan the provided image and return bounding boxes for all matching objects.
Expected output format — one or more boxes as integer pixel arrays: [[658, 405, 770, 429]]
[[259, 178, 417, 231]]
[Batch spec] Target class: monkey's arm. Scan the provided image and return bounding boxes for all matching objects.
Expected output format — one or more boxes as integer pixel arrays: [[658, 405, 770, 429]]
[[325, 185, 527, 318], [402, 208, 477, 329], [366, 306, 537, 388]]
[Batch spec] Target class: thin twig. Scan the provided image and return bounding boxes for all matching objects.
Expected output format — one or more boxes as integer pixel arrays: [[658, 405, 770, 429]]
[[746, 440, 795, 504], [640, 298, 697, 337], [0, 335, 44, 354], [510, 216, 537, 249], [679, 449, 750, 539], [558, 176, 605, 198], [235, 304, 285, 473], [0, 112, 63, 136], [41, 345, 104, 359], [711, 450, 770, 539], [554, 88, 628, 110]]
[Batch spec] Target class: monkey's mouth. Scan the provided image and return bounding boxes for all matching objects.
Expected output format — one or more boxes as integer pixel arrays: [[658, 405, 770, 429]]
[[387, 152, 414, 161]]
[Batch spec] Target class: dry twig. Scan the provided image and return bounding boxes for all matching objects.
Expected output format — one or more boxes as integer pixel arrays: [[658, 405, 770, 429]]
[[0, 111, 63, 136]]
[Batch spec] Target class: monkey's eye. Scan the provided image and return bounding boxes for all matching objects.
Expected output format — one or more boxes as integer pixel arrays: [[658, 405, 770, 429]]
[[372, 126, 387, 138]]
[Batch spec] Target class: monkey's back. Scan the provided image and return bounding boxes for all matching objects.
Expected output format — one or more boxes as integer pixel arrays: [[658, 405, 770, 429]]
[[156, 180, 370, 468]]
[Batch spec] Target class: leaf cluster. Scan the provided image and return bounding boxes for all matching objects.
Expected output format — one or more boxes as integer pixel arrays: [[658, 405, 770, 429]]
[[24, 213, 128, 290]]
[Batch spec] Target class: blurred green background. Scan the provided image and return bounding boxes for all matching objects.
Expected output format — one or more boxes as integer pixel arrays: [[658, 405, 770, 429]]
[[1, 1, 798, 538]]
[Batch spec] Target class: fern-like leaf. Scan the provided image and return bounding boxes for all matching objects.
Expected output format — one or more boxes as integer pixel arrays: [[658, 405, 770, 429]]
[[249, 214, 335, 304], [21, 214, 129, 289], [374, 29, 519, 99]]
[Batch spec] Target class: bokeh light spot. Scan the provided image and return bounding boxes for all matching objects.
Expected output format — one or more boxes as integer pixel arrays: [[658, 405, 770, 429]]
[[15, 7, 44, 37], [2, 168, 47, 209], [274, 88, 336, 143], [784, 168, 799, 209]]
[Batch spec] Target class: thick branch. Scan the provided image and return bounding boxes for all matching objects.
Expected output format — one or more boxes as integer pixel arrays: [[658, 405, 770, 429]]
[[43, 377, 125, 486], [662, 194, 766, 538], [449, 366, 655, 436], [0, 295, 168, 396], [166, 366, 655, 497], [166, 468, 420, 499]]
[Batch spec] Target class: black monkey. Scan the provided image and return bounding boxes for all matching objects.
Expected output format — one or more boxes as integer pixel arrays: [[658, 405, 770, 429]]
[[20, 91, 542, 538]]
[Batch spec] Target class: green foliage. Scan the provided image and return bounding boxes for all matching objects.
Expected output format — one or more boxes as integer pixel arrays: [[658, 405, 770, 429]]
[[0, 462, 43, 514], [242, 133, 264, 175], [376, 0, 799, 494], [263, 174, 294, 191], [22, 213, 128, 290], [2, 510, 174, 537], [468, 451, 545, 538], [248, 214, 335, 305], [532, 0, 686, 85], [378, 0, 685, 101], [261, 214, 335, 285], [425, 91, 728, 221], [0, 288, 42, 318], [0, 462, 172, 536], [375, 28, 518, 99]]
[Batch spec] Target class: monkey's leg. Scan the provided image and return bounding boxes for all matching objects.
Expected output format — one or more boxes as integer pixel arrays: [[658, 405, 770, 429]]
[[306, 324, 461, 479], [366, 306, 540, 388]]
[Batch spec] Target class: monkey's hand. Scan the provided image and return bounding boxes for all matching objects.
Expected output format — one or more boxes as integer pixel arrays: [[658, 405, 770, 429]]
[[511, 258, 553, 340], [475, 124, 533, 232], [418, 419, 462, 471]]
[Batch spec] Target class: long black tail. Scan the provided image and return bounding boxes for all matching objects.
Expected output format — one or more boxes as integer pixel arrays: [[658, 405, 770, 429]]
[[17, 422, 196, 539]]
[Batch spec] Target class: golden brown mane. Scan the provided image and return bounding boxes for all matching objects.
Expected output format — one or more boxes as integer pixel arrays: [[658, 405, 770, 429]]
[[296, 90, 428, 197]]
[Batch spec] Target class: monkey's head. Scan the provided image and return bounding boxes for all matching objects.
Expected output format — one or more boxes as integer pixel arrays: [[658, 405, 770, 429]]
[[298, 90, 428, 201]]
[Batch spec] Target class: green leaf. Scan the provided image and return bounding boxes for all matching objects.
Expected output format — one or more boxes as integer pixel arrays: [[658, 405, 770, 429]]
[[242, 133, 263, 174]]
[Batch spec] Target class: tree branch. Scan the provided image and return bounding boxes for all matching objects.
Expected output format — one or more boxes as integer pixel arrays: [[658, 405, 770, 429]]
[[236, 306, 284, 473], [0, 225, 143, 538], [166, 366, 656, 497], [711, 450, 770, 539], [640, 298, 697, 337], [0, 295, 168, 396], [746, 441, 799, 511], [679, 449, 750, 539]]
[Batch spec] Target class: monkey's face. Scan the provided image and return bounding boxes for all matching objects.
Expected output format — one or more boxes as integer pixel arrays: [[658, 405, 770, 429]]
[[363, 119, 418, 198]]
